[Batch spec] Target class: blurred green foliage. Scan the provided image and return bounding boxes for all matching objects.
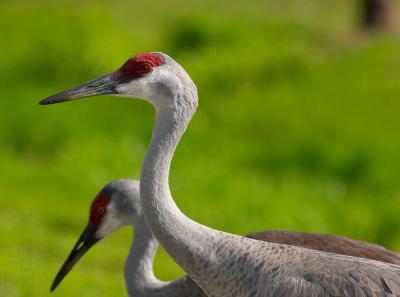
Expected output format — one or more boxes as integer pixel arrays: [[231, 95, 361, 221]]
[[0, 0, 399, 296]]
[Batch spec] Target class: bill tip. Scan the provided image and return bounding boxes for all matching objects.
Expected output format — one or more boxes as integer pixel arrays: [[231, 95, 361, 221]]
[[50, 281, 58, 292]]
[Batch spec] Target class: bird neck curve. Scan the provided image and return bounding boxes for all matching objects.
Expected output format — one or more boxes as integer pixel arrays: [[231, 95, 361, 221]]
[[140, 90, 217, 274], [126, 216, 207, 297], [124, 217, 164, 296]]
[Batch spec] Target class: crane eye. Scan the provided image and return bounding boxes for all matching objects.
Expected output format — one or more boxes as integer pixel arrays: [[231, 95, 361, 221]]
[[97, 207, 105, 215]]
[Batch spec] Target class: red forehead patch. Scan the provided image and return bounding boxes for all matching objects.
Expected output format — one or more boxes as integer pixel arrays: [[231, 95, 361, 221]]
[[112, 53, 164, 81], [89, 193, 110, 228]]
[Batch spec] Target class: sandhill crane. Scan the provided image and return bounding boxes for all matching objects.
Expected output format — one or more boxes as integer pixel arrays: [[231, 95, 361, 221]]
[[51, 178, 400, 297], [41, 52, 400, 297]]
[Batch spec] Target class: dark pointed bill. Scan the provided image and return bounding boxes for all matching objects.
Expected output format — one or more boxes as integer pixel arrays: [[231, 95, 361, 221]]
[[51, 226, 99, 292], [40, 74, 117, 105]]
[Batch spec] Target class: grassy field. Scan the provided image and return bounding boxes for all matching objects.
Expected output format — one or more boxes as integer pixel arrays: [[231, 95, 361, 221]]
[[0, 0, 400, 296]]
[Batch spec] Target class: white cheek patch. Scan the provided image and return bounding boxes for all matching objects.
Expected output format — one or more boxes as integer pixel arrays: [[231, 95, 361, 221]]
[[116, 79, 152, 100], [96, 213, 123, 238], [114, 67, 182, 110]]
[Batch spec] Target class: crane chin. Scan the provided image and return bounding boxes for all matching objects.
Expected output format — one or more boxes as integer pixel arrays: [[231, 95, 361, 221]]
[[51, 225, 100, 292], [39, 74, 118, 105]]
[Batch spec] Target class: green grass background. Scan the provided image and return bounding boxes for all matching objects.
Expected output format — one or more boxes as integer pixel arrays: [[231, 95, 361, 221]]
[[0, 0, 399, 296]]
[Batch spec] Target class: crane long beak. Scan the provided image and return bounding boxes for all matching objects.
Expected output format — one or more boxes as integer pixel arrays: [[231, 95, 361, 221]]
[[51, 225, 100, 292], [40, 74, 117, 105]]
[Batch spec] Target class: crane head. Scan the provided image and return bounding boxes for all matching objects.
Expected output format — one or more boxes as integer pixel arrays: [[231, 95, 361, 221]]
[[50, 179, 141, 292], [40, 52, 198, 112]]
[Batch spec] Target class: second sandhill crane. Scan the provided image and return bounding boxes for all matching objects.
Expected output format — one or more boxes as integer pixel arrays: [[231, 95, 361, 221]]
[[51, 179, 400, 296], [42, 52, 400, 296]]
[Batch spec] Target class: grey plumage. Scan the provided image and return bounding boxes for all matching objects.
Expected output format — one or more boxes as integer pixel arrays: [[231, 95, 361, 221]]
[[184, 232, 400, 297], [247, 230, 400, 265]]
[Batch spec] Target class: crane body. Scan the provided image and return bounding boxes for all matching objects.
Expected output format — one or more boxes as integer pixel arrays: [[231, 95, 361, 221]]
[[42, 52, 400, 297]]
